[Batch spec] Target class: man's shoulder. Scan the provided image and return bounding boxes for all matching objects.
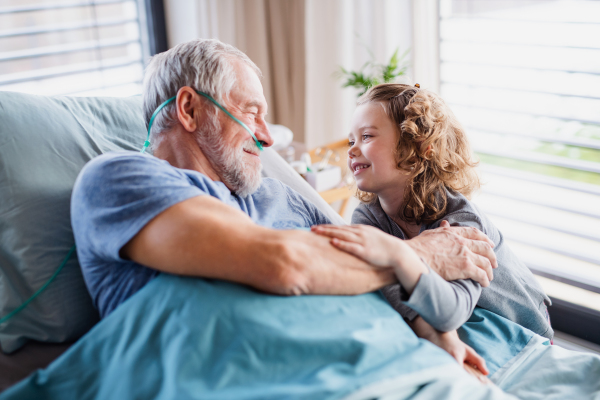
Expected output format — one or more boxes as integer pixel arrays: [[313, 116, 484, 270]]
[[75, 151, 201, 193], [80, 151, 166, 179], [71, 151, 207, 220], [260, 177, 286, 190]]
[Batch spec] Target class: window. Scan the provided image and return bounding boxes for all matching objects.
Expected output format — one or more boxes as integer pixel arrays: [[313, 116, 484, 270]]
[[0, 0, 152, 97], [439, 0, 600, 341]]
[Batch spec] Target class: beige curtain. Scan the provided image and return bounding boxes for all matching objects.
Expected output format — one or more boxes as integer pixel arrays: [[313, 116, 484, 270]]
[[234, 0, 306, 143]]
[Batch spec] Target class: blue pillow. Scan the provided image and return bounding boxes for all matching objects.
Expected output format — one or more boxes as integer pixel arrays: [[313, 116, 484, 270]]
[[0, 92, 146, 353]]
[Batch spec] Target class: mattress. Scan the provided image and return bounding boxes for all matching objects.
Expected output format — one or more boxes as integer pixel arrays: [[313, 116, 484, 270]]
[[0, 341, 73, 392]]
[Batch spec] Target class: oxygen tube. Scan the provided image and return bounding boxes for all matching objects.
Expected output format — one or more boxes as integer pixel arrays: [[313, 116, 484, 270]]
[[0, 246, 76, 325], [142, 90, 263, 153]]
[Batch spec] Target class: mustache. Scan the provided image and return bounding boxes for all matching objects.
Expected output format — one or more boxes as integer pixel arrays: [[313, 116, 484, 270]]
[[242, 139, 261, 156]]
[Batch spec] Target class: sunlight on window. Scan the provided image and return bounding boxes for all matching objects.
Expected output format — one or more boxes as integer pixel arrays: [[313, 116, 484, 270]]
[[440, 0, 600, 303]]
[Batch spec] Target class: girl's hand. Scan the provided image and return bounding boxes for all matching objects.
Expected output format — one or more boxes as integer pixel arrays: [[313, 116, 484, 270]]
[[409, 316, 490, 383], [311, 224, 428, 293], [427, 329, 490, 382], [311, 224, 406, 268]]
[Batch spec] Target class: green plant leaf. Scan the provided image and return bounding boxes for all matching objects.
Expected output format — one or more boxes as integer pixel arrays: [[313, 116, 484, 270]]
[[337, 45, 410, 97]]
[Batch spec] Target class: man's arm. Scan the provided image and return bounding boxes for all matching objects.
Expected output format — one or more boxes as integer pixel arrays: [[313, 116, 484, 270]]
[[121, 195, 397, 296]]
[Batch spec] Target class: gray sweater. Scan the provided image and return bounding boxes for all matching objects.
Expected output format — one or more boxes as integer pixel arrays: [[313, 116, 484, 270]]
[[352, 190, 553, 339]]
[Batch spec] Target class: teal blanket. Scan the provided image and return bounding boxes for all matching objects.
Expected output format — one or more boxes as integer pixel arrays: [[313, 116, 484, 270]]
[[2, 274, 462, 399], [4, 274, 599, 399], [18, 271, 600, 399]]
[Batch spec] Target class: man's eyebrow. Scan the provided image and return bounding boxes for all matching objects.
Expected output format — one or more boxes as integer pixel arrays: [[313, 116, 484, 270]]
[[244, 99, 264, 109]]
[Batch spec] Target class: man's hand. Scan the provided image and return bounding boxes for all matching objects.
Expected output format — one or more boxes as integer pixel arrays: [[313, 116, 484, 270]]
[[405, 220, 497, 287], [409, 316, 490, 383]]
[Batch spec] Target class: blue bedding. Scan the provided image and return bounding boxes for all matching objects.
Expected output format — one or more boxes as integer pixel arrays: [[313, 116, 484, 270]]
[[6, 273, 591, 400], [1, 274, 459, 399]]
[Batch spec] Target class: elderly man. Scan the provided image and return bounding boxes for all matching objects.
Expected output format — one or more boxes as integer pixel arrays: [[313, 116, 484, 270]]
[[71, 39, 495, 370]]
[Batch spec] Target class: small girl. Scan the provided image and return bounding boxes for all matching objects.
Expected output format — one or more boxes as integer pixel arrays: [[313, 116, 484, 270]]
[[312, 83, 552, 350]]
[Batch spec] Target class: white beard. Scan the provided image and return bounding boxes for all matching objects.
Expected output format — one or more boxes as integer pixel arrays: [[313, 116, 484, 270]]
[[195, 120, 262, 198]]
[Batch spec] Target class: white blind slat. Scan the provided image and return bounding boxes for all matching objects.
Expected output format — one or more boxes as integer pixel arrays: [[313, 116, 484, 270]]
[[0, 0, 132, 15], [1, 63, 143, 96], [443, 84, 600, 124], [0, 55, 141, 85], [0, 37, 140, 62], [0, 0, 147, 97], [441, 42, 600, 74], [490, 215, 600, 265], [441, 19, 600, 49], [441, 63, 600, 99], [0, 17, 138, 38]]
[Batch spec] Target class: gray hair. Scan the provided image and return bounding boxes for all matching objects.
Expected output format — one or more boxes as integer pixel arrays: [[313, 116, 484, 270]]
[[142, 39, 261, 144]]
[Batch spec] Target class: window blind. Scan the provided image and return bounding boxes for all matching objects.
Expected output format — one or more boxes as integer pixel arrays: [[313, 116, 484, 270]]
[[439, 0, 600, 316], [0, 0, 150, 97]]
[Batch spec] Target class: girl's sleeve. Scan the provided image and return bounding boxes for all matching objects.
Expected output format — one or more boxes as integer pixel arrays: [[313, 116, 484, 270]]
[[402, 269, 481, 331], [353, 206, 483, 331], [402, 211, 488, 331]]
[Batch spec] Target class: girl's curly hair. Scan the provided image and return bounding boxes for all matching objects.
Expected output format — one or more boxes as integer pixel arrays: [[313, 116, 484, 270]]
[[355, 83, 480, 224]]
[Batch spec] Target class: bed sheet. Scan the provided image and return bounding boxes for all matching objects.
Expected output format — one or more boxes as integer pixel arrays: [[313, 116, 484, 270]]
[[0, 274, 462, 400], [0, 341, 73, 392], [2, 273, 598, 399], [493, 334, 600, 400]]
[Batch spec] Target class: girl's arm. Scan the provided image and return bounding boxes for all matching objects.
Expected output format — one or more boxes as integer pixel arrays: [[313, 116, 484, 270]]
[[409, 316, 490, 382], [311, 224, 427, 292], [311, 224, 482, 331]]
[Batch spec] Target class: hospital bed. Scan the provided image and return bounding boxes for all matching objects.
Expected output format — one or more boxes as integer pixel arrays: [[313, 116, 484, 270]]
[[0, 92, 598, 399]]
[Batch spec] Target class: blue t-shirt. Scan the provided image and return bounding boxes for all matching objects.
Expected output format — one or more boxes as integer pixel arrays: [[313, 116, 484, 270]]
[[71, 152, 331, 318]]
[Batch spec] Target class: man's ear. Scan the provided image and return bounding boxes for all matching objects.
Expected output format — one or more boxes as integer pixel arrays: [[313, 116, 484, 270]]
[[175, 87, 198, 133]]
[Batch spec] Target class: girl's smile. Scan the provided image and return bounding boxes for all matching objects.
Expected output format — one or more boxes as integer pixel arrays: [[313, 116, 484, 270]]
[[351, 162, 370, 175]]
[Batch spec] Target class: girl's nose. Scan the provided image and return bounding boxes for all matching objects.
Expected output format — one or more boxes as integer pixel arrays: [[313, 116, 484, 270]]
[[348, 144, 360, 158]]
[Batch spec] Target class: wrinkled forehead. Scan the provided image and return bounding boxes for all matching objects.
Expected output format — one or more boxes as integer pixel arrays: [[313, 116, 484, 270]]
[[224, 59, 268, 112]]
